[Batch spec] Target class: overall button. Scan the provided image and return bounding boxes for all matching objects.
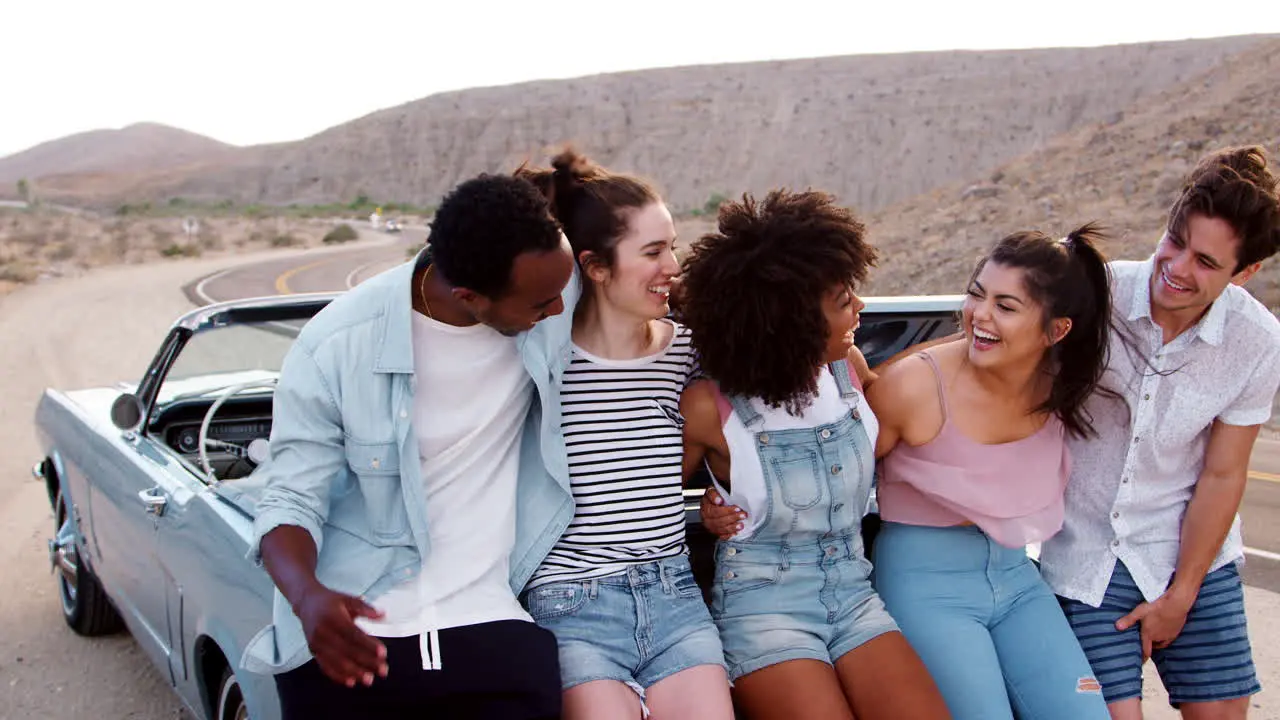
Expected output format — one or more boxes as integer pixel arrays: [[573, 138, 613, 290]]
[[851, 408, 861, 421], [825, 546, 838, 557], [726, 547, 738, 556], [830, 464, 842, 475], [399, 409, 408, 419], [371, 458, 381, 469], [833, 503, 844, 512], [724, 571, 736, 580], [758, 434, 770, 445], [820, 428, 832, 440]]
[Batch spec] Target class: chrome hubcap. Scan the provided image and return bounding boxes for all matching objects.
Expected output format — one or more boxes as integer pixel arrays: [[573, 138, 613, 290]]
[[52, 497, 78, 614]]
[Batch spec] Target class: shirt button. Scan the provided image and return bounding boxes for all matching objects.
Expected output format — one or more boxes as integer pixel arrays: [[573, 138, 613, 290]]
[[1112, 512, 1120, 519], [1132, 436, 1140, 444], [726, 548, 738, 556], [820, 429, 832, 439], [1143, 394, 1150, 401], [1122, 478, 1129, 484], [830, 464, 842, 475], [1112, 539, 1121, 548]]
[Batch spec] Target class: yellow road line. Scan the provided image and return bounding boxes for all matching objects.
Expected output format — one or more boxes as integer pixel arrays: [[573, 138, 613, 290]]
[[274, 258, 334, 295], [1250, 470, 1280, 484]]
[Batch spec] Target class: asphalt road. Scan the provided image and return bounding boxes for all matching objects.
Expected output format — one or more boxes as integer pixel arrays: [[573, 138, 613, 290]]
[[191, 239, 1280, 594]]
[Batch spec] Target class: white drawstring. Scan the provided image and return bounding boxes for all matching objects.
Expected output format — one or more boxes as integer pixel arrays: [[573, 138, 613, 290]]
[[420, 628, 443, 670]]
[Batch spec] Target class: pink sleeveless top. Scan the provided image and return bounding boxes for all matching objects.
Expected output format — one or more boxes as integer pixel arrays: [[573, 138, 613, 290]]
[[878, 353, 1070, 548]]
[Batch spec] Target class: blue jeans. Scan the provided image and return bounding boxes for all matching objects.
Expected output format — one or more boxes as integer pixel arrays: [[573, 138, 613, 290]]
[[873, 522, 1108, 720], [521, 556, 725, 691]]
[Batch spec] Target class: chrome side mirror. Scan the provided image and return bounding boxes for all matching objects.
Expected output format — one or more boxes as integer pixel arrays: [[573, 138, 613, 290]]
[[110, 393, 145, 431]]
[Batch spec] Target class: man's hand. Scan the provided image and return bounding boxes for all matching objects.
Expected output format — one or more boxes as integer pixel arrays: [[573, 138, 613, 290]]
[[700, 487, 746, 540], [294, 583, 389, 687], [1115, 590, 1195, 661]]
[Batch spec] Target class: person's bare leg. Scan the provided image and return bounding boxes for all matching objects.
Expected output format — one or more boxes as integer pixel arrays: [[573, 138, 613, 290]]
[[1179, 697, 1250, 720], [731, 659, 854, 720], [1108, 697, 1144, 720], [563, 679, 644, 720], [644, 664, 734, 720], [833, 631, 950, 719]]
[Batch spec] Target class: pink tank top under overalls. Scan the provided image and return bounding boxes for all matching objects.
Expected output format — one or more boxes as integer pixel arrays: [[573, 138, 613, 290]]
[[877, 353, 1070, 549]]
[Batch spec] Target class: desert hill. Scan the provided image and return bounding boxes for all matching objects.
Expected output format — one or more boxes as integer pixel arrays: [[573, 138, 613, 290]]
[[0, 123, 233, 187], [863, 38, 1280, 315], [12, 35, 1271, 214]]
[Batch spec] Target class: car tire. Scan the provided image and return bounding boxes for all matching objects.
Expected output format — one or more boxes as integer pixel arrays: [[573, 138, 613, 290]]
[[216, 667, 249, 720], [53, 490, 124, 636]]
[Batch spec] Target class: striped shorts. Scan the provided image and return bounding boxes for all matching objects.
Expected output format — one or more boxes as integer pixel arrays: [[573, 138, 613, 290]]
[[1059, 561, 1261, 707]]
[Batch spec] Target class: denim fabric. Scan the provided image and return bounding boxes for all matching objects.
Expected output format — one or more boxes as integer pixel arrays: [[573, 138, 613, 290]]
[[711, 361, 897, 681], [240, 250, 580, 674], [873, 522, 1109, 720], [1061, 561, 1260, 707], [522, 555, 725, 690]]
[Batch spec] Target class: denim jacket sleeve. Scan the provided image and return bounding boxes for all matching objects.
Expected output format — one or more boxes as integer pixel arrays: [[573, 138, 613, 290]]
[[248, 339, 346, 564]]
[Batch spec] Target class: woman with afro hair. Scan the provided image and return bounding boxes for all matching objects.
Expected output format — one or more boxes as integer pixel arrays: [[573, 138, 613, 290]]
[[679, 189, 949, 720]]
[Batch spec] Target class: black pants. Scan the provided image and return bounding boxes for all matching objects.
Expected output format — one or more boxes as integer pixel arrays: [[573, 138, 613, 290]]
[[275, 620, 562, 720]]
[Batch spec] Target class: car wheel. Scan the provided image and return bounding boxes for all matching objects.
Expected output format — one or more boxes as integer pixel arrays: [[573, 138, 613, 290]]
[[216, 667, 250, 720], [52, 490, 124, 636]]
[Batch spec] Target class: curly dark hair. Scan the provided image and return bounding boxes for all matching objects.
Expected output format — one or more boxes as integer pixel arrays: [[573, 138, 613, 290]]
[[428, 174, 563, 297], [679, 190, 878, 414], [1170, 145, 1280, 272]]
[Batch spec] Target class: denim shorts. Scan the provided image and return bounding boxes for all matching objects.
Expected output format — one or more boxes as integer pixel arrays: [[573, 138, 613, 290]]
[[1060, 561, 1261, 707], [521, 555, 726, 691], [710, 537, 898, 681]]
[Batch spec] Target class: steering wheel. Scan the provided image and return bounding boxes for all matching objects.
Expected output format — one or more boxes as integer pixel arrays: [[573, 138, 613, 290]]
[[198, 379, 278, 481]]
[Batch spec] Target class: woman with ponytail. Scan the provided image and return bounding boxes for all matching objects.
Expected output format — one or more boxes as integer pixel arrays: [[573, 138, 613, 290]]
[[512, 150, 733, 720], [864, 224, 1116, 720]]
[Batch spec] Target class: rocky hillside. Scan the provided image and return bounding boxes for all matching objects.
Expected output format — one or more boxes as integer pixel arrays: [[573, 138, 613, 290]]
[[15, 36, 1270, 215], [863, 38, 1280, 315]]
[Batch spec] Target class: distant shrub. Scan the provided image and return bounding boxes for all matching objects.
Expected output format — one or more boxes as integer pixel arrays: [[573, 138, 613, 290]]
[[159, 243, 201, 258], [323, 223, 359, 244], [272, 234, 301, 247]]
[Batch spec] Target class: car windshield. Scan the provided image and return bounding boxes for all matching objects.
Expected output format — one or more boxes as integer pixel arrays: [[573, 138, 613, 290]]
[[157, 319, 308, 404]]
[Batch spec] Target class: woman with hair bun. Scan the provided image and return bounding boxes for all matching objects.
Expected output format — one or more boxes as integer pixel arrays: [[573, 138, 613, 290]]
[[680, 189, 950, 720], [513, 150, 733, 720]]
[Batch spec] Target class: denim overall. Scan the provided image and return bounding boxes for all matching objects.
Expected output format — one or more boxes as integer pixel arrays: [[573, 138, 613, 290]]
[[710, 360, 898, 680]]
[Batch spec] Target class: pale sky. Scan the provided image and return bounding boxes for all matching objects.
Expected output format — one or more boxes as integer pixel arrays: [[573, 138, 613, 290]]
[[1, 0, 1277, 158]]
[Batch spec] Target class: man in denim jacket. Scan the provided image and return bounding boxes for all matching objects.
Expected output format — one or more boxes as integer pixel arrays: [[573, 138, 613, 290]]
[[246, 175, 579, 719]]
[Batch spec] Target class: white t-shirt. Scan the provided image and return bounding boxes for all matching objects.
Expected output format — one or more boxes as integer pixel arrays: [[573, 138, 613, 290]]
[[357, 313, 534, 645], [712, 367, 878, 538]]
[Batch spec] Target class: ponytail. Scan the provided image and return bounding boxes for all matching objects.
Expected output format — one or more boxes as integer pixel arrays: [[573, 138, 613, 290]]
[[1045, 223, 1113, 438]]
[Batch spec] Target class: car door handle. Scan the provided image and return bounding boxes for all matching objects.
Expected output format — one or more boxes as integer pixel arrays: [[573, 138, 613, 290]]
[[138, 487, 168, 517]]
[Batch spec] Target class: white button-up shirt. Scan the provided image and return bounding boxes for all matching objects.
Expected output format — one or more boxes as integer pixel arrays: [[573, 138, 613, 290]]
[[1040, 258, 1280, 606]]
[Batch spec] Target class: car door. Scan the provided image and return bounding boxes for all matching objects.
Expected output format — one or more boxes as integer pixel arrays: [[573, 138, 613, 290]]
[[85, 419, 185, 681], [85, 329, 189, 681]]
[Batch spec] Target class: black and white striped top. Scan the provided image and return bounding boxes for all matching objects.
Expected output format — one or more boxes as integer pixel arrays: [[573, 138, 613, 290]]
[[527, 321, 698, 588]]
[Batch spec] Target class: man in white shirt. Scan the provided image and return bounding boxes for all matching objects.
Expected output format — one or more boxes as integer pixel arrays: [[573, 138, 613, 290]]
[[253, 174, 579, 719], [1042, 145, 1280, 720]]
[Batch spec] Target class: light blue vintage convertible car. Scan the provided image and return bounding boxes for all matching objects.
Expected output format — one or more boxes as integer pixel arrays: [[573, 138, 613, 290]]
[[33, 291, 960, 720]]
